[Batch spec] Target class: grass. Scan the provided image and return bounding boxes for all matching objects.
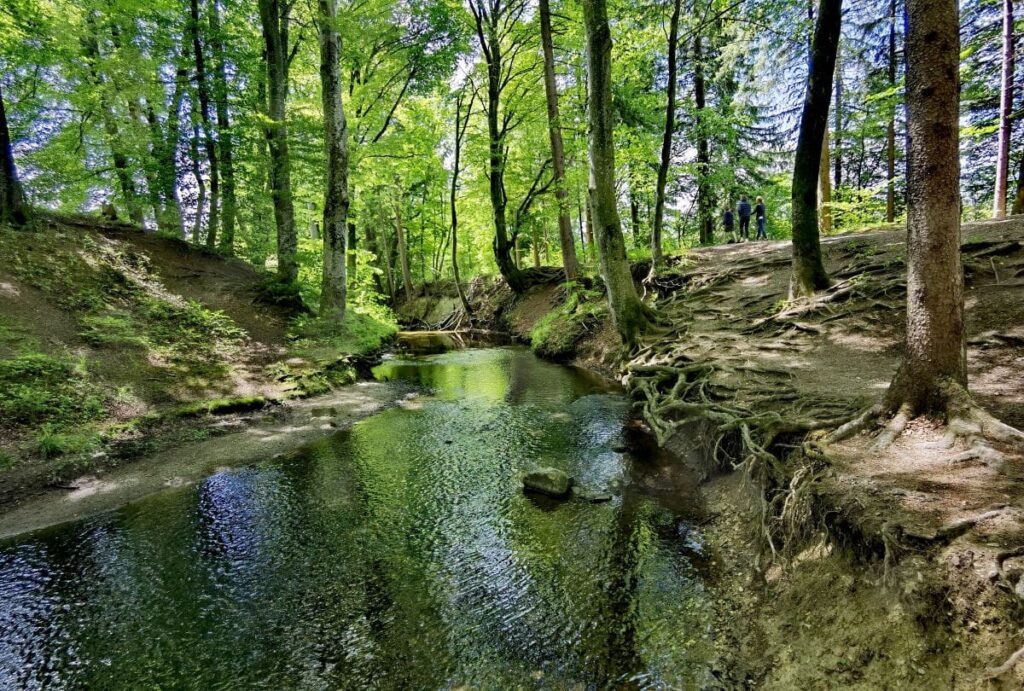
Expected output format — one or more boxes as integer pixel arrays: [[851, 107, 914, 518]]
[[0, 353, 106, 426], [530, 284, 608, 359]]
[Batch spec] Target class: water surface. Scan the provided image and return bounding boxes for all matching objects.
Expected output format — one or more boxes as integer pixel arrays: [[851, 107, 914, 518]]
[[0, 347, 713, 689]]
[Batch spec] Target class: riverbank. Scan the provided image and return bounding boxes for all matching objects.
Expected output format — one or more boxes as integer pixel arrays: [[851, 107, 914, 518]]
[[0, 214, 396, 507], [414, 215, 1024, 686]]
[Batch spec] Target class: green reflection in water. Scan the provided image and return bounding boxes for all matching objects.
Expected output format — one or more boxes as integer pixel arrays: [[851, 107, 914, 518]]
[[0, 347, 713, 689]]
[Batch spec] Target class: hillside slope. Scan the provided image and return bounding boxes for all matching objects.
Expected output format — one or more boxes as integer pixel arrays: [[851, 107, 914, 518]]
[[0, 215, 390, 503]]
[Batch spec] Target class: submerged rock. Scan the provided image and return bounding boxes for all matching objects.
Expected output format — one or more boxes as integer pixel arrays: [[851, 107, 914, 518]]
[[522, 467, 573, 498], [573, 486, 613, 503]]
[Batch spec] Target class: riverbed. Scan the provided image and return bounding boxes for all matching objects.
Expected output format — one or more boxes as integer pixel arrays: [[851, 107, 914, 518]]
[[0, 346, 714, 688]]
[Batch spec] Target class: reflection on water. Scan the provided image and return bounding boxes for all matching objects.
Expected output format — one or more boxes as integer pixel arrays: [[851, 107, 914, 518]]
[[0, 347, 713, 689]]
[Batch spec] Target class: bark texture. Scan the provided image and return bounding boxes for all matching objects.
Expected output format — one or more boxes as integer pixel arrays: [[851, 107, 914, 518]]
[[886, 0, 897, 223], [885, 0, 965, 412], [789, 0, 841, 297], [583, 0, 649, 346], [651, 0, 681, 270], [258, 0, 298, 284], [539, 0, 580, 281], [190, 0, 220, 248], [451, 90, 474, 319], [209, 0, 237, 253], [317, 0, 349, 320], [0, 83, 27, 227], [694, 33, 713, 245], [993, 0, 1014, 220]]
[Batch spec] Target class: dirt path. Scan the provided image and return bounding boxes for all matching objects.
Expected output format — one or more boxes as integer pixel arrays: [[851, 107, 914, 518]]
[[613, 217, 1024, 686]]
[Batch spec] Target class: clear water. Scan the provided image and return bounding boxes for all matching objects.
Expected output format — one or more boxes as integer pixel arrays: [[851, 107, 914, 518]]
[[0, 347, 713, 689]]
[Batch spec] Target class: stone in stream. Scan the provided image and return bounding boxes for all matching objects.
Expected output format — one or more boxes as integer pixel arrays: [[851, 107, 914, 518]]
[[522, 467, 573, 498], [572, 486, 613, 503]]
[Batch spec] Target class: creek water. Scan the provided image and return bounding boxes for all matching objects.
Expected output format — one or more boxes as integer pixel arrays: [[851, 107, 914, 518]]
[[0, 347, 714, 689]]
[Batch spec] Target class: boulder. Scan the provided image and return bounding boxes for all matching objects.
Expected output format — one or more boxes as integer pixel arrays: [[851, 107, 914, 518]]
[[522, 467, 573, 498]]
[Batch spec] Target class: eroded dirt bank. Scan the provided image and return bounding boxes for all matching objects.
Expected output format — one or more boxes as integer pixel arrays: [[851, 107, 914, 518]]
[[412, 216, 1024, 687]]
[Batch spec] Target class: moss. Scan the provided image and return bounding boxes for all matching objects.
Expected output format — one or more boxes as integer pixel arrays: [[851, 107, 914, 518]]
[[167, 395, 272, 419], [530, 286, 608, 360]]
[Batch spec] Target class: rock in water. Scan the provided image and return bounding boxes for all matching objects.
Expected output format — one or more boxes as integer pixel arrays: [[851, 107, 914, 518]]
[[522, 468, 573, 498]]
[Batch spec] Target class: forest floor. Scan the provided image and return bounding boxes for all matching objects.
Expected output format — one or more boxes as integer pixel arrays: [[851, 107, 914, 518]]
[[440, 215, 1024, 688], [0, 214, 395, 510]]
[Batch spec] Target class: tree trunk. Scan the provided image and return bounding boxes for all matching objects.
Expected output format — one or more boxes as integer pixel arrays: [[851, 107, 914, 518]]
[[694, 33, 713, 245], [790, 0, 841, 297], [146, 64, 186, 236], [451, 91, 474, 320], [651, 0, 681, 271], [994, 0, 1014, 219], [83, 20, 145, 226], [189, 121, 207, 240], [394, 190, 412, 301], [834, 55, 843, 194], [885, 0, 965, 412], [190, 0, 220, 248], [539, 0, 580, 281], [258, 0, 298, 284], [0, 83, 27, 227], [317, 0, 349, 320], [818, 130, 832, 234], [583, 0, 650, 346], [886, 0, 897, 223], [209, 0, 237, 253]]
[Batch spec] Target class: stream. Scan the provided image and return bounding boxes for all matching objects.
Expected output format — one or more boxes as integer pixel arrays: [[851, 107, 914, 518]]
[[0, 346, 714, 689]]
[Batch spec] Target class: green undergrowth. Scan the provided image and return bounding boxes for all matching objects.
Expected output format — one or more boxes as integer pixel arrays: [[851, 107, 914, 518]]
[[529, 284, 608, 359], [272, 308, 398, 397]]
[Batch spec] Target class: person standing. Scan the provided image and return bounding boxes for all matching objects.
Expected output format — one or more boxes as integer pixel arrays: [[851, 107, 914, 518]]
[[723, 206, 736, 242], [737, 195, 752, 241], [755, 196, 767, 240]]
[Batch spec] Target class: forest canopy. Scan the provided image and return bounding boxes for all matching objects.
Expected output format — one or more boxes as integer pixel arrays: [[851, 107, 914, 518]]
[[0, 0, 1020, 310]]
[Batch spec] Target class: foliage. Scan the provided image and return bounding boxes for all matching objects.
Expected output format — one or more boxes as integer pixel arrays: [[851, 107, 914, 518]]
[[0, 353, 106, 426]]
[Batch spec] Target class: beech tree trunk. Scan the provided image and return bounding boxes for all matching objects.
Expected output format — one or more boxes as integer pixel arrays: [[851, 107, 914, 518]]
[[994, 0, 1014, 220], [451, 90, 474, 319], [190, 0, 220, 248], [539, 0, 580, 281], [651, 0, 681, 270], [317, 0, 349, 320], [885, 0, 965, 412], [790, 0, 841, 297], [694, 33, 713, 245], [209, 0, 237, 253], [818, 131, 832, 234], [394, 190, 412, 301], [886, 0, 897, 223], [258, 0, 298, 284], [583, 0, 650, 346], [146, 64, 186, 236], [0, 83, 27, 227], [1013, 155, 1024, 215]]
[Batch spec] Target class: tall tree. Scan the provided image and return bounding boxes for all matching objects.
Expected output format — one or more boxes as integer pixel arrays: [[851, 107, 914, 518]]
[[538, 0, 580, 281], [0, 83, 27, 227], [583, 0, 650, 346], [209, 0, 237, 253], [885, 0, 897, 223], [884, 0, 964, 416], [693, 32, 713, 246], [993, 0, 1014, 219], [190, 0, 220, 247], [258, 0, 298, 284], [790, 0, 841, 297], [651, 0, 681, 272], [317, 0, 349, 320], [450, 89, 475, 321], [469, 0, 529, 292]]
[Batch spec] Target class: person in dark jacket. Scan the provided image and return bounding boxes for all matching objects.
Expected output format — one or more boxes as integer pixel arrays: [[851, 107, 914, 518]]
[[737, 196, 752, 241], [755, 196, 767, 240], [723, 207, 735, 242]]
